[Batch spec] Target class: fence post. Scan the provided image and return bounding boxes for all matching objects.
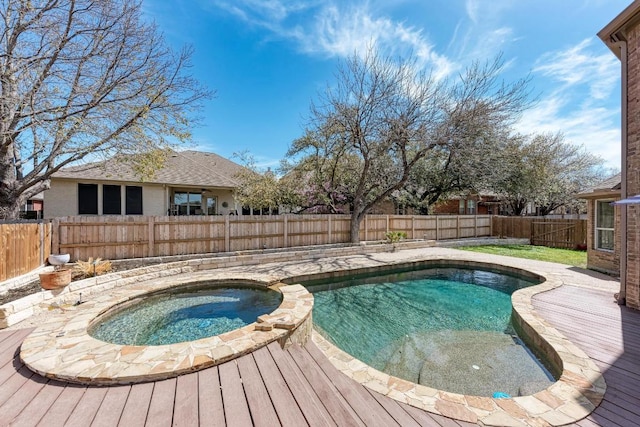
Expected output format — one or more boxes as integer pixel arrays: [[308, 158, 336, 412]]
[[51, 218, 59, 255], [456, 216, 461, 239], [364, 216, 368, 241], [148, 216, 155, 257], [474, 215, 477, 237], [386, 215, 390, 234], [38, 222, 44, 265], [225, 215, 230, 252], [411, 216, 415, 239], [328, 216, 332, 243], [283, 215, 288, 248]]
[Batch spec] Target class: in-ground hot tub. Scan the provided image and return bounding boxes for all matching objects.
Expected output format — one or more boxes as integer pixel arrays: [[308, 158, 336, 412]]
[[89, 283, 283, 346], [19, 276, 313, 385]]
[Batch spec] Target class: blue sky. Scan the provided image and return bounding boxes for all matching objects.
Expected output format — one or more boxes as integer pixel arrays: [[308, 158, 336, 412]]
[[143, 0, 630, 170]]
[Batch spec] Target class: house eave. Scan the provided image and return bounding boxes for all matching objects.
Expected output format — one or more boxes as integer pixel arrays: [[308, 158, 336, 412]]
[[577, 189, 621, 200], [50, 175, 237, 191], [598, 0, 640, 59]]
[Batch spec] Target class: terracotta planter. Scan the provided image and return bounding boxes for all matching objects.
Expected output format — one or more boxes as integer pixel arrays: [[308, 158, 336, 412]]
[[39, 269, 72, 290]]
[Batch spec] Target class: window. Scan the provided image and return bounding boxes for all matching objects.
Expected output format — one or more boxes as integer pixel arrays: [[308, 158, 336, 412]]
[[467, 199, 476, 215], [595, 200, 614, 251], [103, 185, 121, 215], [173, 191, 201, 215], [206, 197, 217, 215], [125, 186, 143, 215], [458, 199, 465, 215], [78, 184, 98, 214]]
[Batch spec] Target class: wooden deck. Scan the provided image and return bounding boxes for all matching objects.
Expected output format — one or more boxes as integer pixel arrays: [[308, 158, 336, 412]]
[[533, 286, 640, 427], [0, 284, 638, 426]]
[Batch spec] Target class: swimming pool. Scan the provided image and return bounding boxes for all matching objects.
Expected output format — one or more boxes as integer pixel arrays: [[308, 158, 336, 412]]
[[89, 284, 282, 345], [307, 265, 555, 397]]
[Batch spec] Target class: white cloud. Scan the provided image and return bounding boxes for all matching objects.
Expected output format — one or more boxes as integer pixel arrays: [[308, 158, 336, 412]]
[[457, 0, 515, 60], [533, 39, 619, 100], [515, 96, 621, 168], [515, 39, 623, 169], [210, 0, 455, 78]]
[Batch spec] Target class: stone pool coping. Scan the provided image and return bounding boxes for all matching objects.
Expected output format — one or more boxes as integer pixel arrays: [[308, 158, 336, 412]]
[[19, 272, 313, 385], [14, 247, 613, 425]]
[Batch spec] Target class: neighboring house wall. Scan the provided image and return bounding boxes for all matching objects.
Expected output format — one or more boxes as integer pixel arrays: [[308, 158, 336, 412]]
[[433, 196, 495, 215], [45, 179, 238, 218], [45, 180, 78, 218], [585, 198, 621, 275], [45, 179, 165, 218]]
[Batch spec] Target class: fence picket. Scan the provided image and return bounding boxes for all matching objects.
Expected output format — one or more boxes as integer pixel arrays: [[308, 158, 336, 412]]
[[1, 215, 586, 281]]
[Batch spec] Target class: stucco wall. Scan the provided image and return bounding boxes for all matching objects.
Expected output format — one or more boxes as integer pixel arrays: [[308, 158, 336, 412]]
[[44, 180, 78, 218], [45, 179, 167, 218]]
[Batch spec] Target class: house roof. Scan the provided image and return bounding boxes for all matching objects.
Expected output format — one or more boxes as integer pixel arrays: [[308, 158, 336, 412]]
[[52, 150, 245, 189], [577, 173, 622, 199], [598, 0, 640, 59]]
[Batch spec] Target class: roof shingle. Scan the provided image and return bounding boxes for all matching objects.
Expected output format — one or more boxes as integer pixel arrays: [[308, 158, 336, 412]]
[[52, 150, 245, 189]]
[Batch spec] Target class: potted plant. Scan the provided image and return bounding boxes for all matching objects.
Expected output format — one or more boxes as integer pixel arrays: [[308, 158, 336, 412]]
[[40, 253, 72, 290], [385, 231, 407, 252]]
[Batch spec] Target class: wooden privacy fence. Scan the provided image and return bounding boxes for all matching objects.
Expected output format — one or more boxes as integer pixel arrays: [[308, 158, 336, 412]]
[[530, 220, 587, 249], [51, 214, 493, 261], [0, 222, 51, 282], [492, 216, 587, 249]]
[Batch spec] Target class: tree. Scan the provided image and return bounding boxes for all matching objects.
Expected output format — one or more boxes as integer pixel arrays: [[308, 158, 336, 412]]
[[0, 0, 211, 219], [492, 133, 608, 215], [393, 125, 512, 214], [232, 152, 283, 214], [288, 49, 530, 242]]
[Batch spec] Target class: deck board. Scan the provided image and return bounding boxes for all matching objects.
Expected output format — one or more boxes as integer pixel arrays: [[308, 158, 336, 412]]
[[218, 361, 253, 427], [64, 386, 108, 427], [36, 385, 86, 427], [263, 341, 335, 427], [118, 382, 154, 427], [366, 388, 422, 427], [0, 370, 48, 423], [0, 281, 639, 426], [532, 286, 640, 427], [236, 352, 281, 427], [145, 377, 176, 427], [301, 343, 402, 426], [173, 373, 200, 427], [197, 368, 226, 426], [0, 365, 35, 407], [287, 343, 366, 427], [9, 380, 65, 427], [92, 385, 131, 427]]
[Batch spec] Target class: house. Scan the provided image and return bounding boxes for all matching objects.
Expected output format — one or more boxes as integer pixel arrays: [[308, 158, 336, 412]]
[[599, 0, 640, 309], [578, 173, 621, 276], [44, 150, 246, 218], [432, 193, 503, 215], [20, 192, 44, 219]]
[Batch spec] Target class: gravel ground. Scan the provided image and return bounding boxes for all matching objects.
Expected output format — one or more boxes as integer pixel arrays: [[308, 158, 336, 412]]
[[0, 281, 42, 305]]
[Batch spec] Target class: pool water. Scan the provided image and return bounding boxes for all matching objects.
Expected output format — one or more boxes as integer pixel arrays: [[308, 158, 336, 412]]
[[309, 267, 555, 397], [89, 286, 282, 345]]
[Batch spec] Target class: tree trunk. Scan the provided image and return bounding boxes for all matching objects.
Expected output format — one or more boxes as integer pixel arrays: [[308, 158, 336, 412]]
[[349, 211, 363, 243], [0, 146, 20, 219], [0, 187, 22, 220]]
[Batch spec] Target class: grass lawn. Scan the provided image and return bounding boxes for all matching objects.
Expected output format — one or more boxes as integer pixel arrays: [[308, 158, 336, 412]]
[[458, 244, 587, 269]]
